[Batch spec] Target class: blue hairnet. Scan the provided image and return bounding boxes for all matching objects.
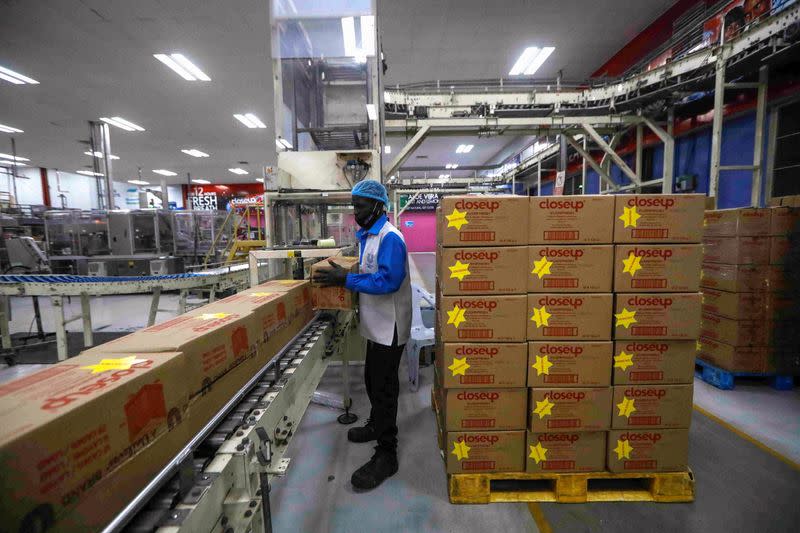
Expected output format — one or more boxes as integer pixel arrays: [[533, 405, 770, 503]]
[[352, 180, 389, 205]]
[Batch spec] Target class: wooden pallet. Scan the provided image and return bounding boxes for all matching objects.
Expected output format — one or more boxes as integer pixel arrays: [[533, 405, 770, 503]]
[[448, 469, 695, 504], [695, 358, 794, 391]]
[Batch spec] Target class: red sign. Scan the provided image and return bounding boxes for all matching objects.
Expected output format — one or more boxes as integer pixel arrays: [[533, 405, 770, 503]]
[[182, 183, 264, 211]]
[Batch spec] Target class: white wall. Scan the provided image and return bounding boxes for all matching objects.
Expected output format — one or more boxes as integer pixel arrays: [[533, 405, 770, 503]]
[[168, 185, 184, 208], [48, 170, 101, 209], [0, 166, 44, 205]]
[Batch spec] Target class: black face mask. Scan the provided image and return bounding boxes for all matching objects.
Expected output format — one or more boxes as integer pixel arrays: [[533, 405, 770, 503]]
[[355, 200, 383, 229]]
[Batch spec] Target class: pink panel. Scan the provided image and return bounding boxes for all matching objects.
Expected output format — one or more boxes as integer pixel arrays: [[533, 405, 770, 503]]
[[397, 212, 437, 252]]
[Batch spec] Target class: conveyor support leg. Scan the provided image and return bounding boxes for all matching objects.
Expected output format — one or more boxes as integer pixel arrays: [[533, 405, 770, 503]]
[[80, 293, 93, 348], [0, 295, 11, 350], [148, 286, 162, 327], [52, 296, 68, 361]]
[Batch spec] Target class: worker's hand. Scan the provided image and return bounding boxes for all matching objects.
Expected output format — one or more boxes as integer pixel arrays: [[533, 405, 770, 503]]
[[312, 259, 349, 287]]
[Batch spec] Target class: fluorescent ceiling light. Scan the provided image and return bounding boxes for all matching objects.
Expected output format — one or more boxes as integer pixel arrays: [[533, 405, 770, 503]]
[[0, 153, 29, 161], [234, 113, 267, 129], [153, 169, 177, 176], [438, 174, 450, 181], [384, 145, 391, 154], [181, 148, 210, 158], [191, 178, 211, 184], [100, 116, 145, 132], [0, 123, 23, 133], [255, 178, 264, 183], [0, 65, 39, 85], [128, 179, 149, 185], [77, 170, 104, 177], [366, 104, 377, 121], [509, 46, 555, 76], [0, 160, 26, 167], [276, 138, 293, 150], [455, 144, 474, 154], [84, 150, 119, 160], [228, 168, 249, 175], [154, 53, 211, 81], [446, 163, 459, 169]]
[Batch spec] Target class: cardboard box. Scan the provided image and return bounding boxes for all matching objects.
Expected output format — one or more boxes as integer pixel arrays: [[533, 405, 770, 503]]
[[702, 236, 770, 265], [442, 388, 528, 431], [611, 384, 693, 429], [606, 429, 689, 472], [701, 288, 767, 320], [701, 263, 767, 292], [528, 245, 613, 293], [612, 340, 696, 385], [697, 338, 772, 373], [769, 235, 795, 265], [767, 265, 790, 292], [527, 293, 613, 340], [614, 244, 702, 292], [769, 206, 800, 235], [700, 313, 769, 346], [703, 208, 771, 237], [310, 256, 359, 309], [767, 292, 797, 321], [438, 246, 528, 295], [438, 295, 528, 342], [440, 195, 529, 246], [529, 195, 615, 244], [445, 430, 525, 473], [528, 387, 612, 432], [526, 431, 606, 473], [527, 341, 612, 387], [437, 342, 528, 388], [613, 194, 705, 243], [613, 293, 701, 340]]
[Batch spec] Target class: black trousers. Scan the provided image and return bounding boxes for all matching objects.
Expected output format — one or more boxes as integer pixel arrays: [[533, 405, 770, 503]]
[[364, 329, 405, 455]]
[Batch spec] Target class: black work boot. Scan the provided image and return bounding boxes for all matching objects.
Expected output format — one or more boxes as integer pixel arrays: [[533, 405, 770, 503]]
[[347, 419, 377, 443], [351, 449, 398, 491]]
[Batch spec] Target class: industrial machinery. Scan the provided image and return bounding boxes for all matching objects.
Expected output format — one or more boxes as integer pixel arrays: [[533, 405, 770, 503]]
[[108, 209, 174, 255], [174, 210, 230, 265], [44, 209, 110, 256]]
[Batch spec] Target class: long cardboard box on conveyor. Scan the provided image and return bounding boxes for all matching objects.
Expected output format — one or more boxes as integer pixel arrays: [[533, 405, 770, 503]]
[[0, 281, 313, 532]]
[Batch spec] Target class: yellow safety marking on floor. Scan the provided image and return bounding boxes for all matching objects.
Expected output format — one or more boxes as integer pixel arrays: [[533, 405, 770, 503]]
[[693, 404, 800, 472], [527, 502, 554, 533]]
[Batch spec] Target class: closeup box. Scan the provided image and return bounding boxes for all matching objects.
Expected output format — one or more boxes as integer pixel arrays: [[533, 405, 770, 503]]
[[440, 195, 529, 246], [697, 338, 772, 373], [606, 429, 689, 473], [529, 195, 615, 244], [703, 208, 771, 237], [611, 384, 693, 429], [700, 263, 767, 292], [700, 313, 769, 346], [445, 430, 525, 474], [442, 387, 528, 431], [768, 235, 794, 265], [613, 293, 701, 340], [528, 387, 612, 432], [438, 295, 528, 342], [613, 244, 702, 292], [702, 236, 770, 265], [527, 293, 613, 340], [527, 341, 612, 387], [612, 340, 696, 385], [437, 342, 528, 388], [528, 245, 613, 293], [311, 256, 359, 309], [613, 194, 705, 243], [701, 288, 767, 320], [438, 246, 528, 294], [526, 431, 606, 473], [769, 206, 800, 235]]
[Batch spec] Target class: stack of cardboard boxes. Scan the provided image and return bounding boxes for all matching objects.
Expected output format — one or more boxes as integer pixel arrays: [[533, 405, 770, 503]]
[[698, 207, 800, 373]]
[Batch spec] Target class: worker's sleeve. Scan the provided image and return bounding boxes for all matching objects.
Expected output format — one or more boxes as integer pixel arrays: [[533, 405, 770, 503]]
[[344, 233, 407, 295]]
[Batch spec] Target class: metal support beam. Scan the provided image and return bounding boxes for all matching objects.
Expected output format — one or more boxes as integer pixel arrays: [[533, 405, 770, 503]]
[[642, 115, 676, 193], [709, 52, 727, 207], [635, 124, 643, 193], [583, 123, 641, 186], [537, 161, 542, 196], [751, 65, 768, 207], [52, 296, 68, 361], [80, 293, 93, 348], [581, 136, 587, 191], [765, 107, 779, 204], [563, 134, 617, 191], [384, 125, 430, 177], [394, 190, 421, 225]]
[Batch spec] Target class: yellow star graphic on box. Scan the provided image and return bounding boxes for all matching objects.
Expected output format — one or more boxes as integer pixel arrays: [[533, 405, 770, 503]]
[[449, 260, 471, 281], [617, 397, 637, 418], [452, 440, 471, 461], [529, 442, 548, 464], [446, 208, 469, 230], [447, 305, 466, 329], [533, 398, 555, 419], [619, 205, 641, 228], [614, 439, 634, 460], [82, 355, 147, 375], [696, 340, 702, 353], [448, 357, 470, 376], [622, 253, 643, 277], [615, 308, 637, 328], [530, 306, 551, 328], [614, 350, 634, 371], [198, 312, 230, 320], [251, 292, 274, 297], [532, 354, 553, 376], [531, 256, 553, 279]]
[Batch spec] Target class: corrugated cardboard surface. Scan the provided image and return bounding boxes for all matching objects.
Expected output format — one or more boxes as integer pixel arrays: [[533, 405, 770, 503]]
[[528, 245, 613, 293], [528, 387, 612, 432], [529, 196, 615, 244], [527, 294, 613, 340], [702, 236, 770, 265], [443, 388, 528, 431], [527, 341, 612, 387], [311, 256, 359, 309], [697, 338, 772, 373], [445, 430, 525, 474], [613, 195, 705, 243], [438, 246, 528, 295], [526, 431, 606, 473], [438, 295, 528, 342], [611, 384, 693, 429], [613, 244, 702, 293], [703, 208, 771, 237], [700, 313, 770, 346], [440, 196, 529, 246], [701, 263, 767, 292], [768, 235, 794, 265], [767, 265, 790, 292], [614, 293, 701, 340], [437, 342, 528, 388], [769, 206, 800, 235], [701, 288, 767, 320], [612, 340, 696, 385], [606, 429, 689, 472]]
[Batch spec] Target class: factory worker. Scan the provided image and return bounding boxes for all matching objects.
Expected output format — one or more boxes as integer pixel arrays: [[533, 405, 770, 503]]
[[312, 179, 412, 491]]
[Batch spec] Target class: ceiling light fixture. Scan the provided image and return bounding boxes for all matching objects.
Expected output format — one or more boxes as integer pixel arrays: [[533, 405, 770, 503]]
[[181, 148, 210, 158], [0, 160, 26, 167], [366, 104, 377, 121], [255, 178, 264, 183], [276, 138, 293, 150], [384, 145, 391, 154], [191, 178, 211, 184], [128, 179, 149, 185], [100, 117, 145, 132], [438, 174, 451, 181], [0, 65, 39, 85], [154, 53, 211, 81], [228, 168, 248, 175], [84, 150, 119, 160], [234, 113, 267, 129], [153, 169, 177, 176], [509, 46, 555, 76], [445, 163, 459, 169], [0, 123, 24, 134], [77, 170, 104, 177], [455, 144, 474, 154], [0, 153, 29, 162]]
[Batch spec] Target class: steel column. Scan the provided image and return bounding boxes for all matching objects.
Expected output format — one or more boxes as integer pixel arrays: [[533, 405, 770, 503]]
[[52, 296, 68, 361], [709, 52, 727, 207], [384, 125, 430, 178], [764, 107, 779, 204], [583, 124, 641, 185], [80, 293, 93, 347], [641, 116, 676, 193], [537, 162, 542, 196], [581, 136, 587, 192], [751, 66, 768, 207], [635, 124, 643, 193], [563, 134, 617, 190]]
